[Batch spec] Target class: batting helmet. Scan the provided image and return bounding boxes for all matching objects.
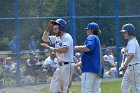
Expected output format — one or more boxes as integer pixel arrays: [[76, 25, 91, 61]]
[[53, 19, 67, 31], [120, 23, 135, 35]]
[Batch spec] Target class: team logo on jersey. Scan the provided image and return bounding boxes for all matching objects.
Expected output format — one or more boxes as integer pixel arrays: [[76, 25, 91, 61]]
[[56, 41, 62, 47]]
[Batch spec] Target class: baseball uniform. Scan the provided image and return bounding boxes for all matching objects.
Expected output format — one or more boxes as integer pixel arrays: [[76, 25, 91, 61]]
[[121, 37, 140, 93], [49, 33, 73, 93], [81, 34, 104, 93]]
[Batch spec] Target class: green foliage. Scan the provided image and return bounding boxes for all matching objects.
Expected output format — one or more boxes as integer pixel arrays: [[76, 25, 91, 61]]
[[0, 37, 9, 50], [1, 0, 140, 50], [0, 65, 3, 73], [0, 37, 9, 44]]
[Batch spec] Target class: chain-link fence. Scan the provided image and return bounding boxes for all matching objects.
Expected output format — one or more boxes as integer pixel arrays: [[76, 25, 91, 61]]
[[0, 0, 140, 88]]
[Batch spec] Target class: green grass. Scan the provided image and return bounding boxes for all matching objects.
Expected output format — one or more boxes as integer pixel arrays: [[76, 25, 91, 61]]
[[0, 65, 3, 73], [101, 80, 121, 93], [39, 79, 133, 93]]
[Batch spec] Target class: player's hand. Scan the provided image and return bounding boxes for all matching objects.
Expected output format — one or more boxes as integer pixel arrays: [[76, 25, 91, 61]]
[[119, 64, 127, 71], [119, 66, 124, 71], [40, 43, 50, 49], [121, 48, 126, 55], [45, 20, 53, 32]]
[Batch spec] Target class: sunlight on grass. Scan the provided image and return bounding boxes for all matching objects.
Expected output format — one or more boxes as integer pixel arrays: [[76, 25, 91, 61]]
[[39, 79, 133, 93]]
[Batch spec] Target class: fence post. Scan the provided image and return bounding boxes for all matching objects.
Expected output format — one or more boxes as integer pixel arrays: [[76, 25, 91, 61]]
[[14, 0, 21, 86], [114, 0, 120, 77], [69, 0, 76, 45]]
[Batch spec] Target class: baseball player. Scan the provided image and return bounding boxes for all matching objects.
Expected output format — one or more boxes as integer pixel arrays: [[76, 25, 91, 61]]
[[74, 22, 104, 93], [119, 23, 140, 93], [41, 19, 73, 93]]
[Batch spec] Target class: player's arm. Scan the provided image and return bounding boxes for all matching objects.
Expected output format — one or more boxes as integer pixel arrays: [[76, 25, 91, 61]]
[[74, 62, 82, 69], [42, 31, 49, 42], [55, 36, 71, 53], [74, 36, 95, 52], [124, 42, 136, 66], [42, 21, 53, 42], [119, 55, 134, 71], [54, 47, 68, 53], [74, 45, 90, 52], [40, 43, 68, 53], [119, 43, 135, 71], [124, 55, 134, 66]]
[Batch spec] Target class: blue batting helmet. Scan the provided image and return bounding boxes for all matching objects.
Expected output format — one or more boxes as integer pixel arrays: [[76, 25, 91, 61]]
[[120, 23, 135, 35], [53, 19, 67, 31]]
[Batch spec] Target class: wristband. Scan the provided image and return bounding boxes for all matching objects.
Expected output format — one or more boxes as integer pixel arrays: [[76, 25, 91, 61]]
[[50, 47, 55, 51]]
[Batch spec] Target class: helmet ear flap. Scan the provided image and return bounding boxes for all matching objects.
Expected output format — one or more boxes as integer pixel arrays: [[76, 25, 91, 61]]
[[128, 31, 134, 36], [58, 25, 65, 31]]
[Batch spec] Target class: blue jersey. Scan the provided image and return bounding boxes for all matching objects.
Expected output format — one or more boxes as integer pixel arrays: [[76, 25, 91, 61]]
[[29, 39, 36, 50], [81, 35, 104, 78], [8, 40, 17, 53]]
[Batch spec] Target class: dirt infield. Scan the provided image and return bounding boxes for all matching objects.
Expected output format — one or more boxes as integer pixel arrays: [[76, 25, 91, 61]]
[[0, 84, 47, 93]]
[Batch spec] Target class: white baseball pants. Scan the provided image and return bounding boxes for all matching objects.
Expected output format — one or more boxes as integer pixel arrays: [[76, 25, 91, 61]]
[[50, 64, 73, 93], [82, 72, 101, 93], [121, 64, 140, 93]]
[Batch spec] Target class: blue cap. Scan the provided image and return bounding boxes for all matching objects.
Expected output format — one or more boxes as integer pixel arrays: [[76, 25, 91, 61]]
[[84, 22, 100, 31], [120, 23, 135, 33]]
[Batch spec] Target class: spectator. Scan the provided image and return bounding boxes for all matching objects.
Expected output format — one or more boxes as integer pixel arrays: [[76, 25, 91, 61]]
[[75, 52, 82, 62], [29, 35, 36, 52], [43, 52, 58, 76], [43, 52, 58, 69], [0, 57, 16, 80], [8, 36, 17, 53], [3, 57, 16, 73], [27, 52, 37, 65], [103, 49, 116, 70], [24, 52, 38, 76], [104, 65, 117, 78]]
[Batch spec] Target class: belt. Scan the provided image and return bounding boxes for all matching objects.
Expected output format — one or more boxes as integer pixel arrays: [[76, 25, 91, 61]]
[[58, 62, 69, 66], [128, 63, 140, 67]]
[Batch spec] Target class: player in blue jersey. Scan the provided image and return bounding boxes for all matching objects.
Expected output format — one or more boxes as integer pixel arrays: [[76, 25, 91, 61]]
[[74, 22, 104, 93]]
